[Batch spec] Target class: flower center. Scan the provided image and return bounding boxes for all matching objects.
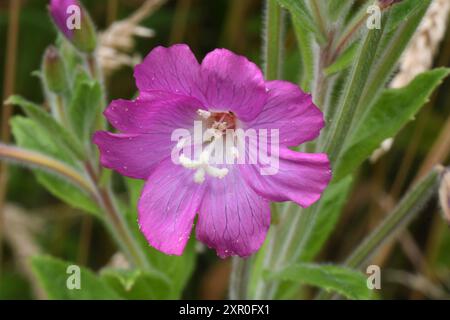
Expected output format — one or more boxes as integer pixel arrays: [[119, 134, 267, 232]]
[[179, 109, 239, 184]]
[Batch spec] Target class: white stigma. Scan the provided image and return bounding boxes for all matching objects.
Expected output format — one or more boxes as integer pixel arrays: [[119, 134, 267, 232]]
[[179, 109, 235, 184], [179, 142, 229, 184]]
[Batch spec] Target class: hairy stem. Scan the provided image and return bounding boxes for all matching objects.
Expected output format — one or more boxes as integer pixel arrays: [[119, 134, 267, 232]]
[[263, 0, 284, 80], [316, 166, 442, 299], [84, 161, 151, 271], [0, 144, 95, 196]]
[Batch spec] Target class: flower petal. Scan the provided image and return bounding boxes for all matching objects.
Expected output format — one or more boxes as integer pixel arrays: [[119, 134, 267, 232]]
[[200, 49, 267, 122], [93, 131, 172, 179], [134, 44, 204, 99], [104, 91, 202, 134], [246, 80, 324, 147], [49, 0, 78, 39], [241, 147, 331, 208], [138, 159, 205, 255], [196, 167, 270, 258]]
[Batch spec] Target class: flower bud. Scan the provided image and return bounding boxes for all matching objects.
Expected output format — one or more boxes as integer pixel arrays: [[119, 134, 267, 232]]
[[379, 0, 403, 9], [43, 45, 68, 93], [49, 0, 97, 53], [438, 167, 450, 225]]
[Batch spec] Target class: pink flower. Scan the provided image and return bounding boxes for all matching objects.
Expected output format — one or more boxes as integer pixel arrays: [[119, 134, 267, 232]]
[[93, 44, 331, 258], [49, 0, 79, 39]]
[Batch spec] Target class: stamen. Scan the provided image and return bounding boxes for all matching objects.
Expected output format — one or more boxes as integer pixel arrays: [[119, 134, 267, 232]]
[[180, 143, 229, 184]]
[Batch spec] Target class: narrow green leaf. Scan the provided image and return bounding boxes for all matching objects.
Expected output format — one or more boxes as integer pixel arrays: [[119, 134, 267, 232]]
[[266, 263, 372, 300], [352, 0, 431, 125], [11, 116, 77, 166], [346, 168, 440, 268], [36, 173, 101, 216], [324, 41, 358, 76], [292, 17, 315, 92], [125, 177, 144, 213], [277, 0, 326, 44], [6, 95, 84, 159], [271, 176, 354, 299], [336, 68, 450, 180], [322, 23, 384, 163], [11, 117, 100, 216], [69, 72, 102, 144], [31, 255, 121, 300], [385, 0, 425, 33], [325, 0, 354, 22]]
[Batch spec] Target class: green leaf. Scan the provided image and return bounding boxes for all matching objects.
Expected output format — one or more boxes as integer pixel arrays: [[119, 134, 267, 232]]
[[277, 0, 326, 44], [324, 41, 358, 76], [266, 263, 372, 300], [140, 237, 197, 296], [336, 68, 450, 180], [292, 16, 315, 92], [385, 0, 425, 33], [125, 177, 144, 212], [69, 72, 102, 144], [100, 268, 174, 299], [36, 172, 101, 216], [272, 177, 354, 299], [11, 116, 77, 166], [31, 255, 121, 300], [6, 95, 84, 159], [325, 0, 354, 22], [11, 117, 100, 216], [352, 0, 431, 124], [322, 23, 384, 163]]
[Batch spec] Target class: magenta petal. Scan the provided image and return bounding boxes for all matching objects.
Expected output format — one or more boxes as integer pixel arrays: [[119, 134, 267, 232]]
[[241, 147, 332, 208], [200, 49, 267, 122], [246, 80, 324, 147], [93, 131, 172, 179], [138, 159, 205, 255], [134, 44, 204, 100], [196, 167, 270, 258], [104, 91, 202, 134], [49, 0, 79, 39]]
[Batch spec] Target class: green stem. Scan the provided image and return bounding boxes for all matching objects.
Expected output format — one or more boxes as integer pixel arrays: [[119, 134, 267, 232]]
[[0, 144, 96, 196], [316, 166, 442, 299], [322, 24, 383, 163], [84, 161, 151, 272], [350, 1, 431, 132], [264, 0, 284, 81], [97, 186, 150, 271], [0, 144, 150, 271], [229, 257, 253, 299], [347, 167, 441, 269], [309, 0, 327, 40]]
